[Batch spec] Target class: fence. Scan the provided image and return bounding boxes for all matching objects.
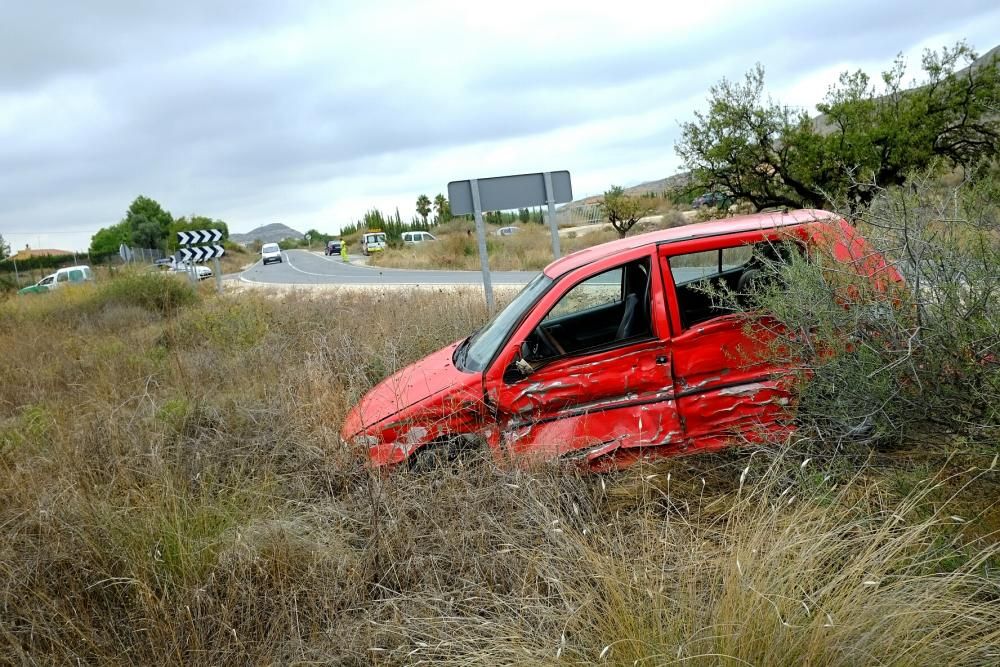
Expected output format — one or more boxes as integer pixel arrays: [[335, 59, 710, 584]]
[[0, 246, 166, 290], [554, 203, 604, 228]]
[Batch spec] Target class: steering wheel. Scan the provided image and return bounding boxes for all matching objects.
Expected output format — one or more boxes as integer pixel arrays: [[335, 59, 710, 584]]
[[737, 268, 764, 294], [532, 325, 566, 359]]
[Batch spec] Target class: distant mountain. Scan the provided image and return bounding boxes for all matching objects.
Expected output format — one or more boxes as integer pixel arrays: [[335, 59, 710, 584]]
[[230, 223, 304, 246], [564, 172, 694, 209]]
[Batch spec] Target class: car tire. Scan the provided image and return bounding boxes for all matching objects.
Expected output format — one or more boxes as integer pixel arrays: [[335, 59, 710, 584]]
[[409, 436, 483, 472]]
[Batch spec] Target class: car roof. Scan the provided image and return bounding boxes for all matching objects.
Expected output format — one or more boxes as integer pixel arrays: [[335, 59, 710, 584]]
[[543, 208, 841, 278]]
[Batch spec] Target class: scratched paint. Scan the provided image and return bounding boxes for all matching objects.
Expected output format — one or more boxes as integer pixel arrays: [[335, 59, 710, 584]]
[[341, 212, 900, 471]]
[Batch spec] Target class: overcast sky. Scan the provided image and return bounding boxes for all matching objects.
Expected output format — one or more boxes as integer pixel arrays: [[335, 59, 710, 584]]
[[1, 0, 998, 252]]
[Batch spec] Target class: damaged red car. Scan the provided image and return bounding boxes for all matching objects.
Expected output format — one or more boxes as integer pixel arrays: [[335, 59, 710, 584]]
[[341, 209, 900, 470]]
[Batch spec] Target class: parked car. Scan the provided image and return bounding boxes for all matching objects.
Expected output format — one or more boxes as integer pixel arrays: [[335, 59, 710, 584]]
[[693, 192, 731, 209], [325, 239, 343, 255], [402, 231, 437, 244], [18, 265, 94, 294], [342, 209, 902, 471], [156, 259, 213, 280], [261, 243, 283, 265], [496, 226, 520, 237], [361, 231, 388, 255]]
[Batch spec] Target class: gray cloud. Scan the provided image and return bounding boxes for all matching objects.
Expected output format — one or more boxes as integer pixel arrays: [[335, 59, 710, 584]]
[[1, 0, 997, 251]]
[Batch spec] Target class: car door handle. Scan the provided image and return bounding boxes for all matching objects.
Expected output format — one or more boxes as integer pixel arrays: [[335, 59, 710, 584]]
[[656, 355, 668, 364]]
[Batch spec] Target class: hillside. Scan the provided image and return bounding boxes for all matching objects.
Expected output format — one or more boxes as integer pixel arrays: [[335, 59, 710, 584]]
[[563, 172, 694, 210], [230, 223, 304, 246]]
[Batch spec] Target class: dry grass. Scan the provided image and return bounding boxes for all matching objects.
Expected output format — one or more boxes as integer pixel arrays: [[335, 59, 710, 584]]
[[370, 208, 691, 273], [370, 226, 560, 271], [1, 275, 999, 664]]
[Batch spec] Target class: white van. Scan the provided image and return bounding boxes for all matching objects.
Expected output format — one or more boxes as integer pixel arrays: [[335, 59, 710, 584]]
[[402, 231, 437, 245], [18, 265, 94, 294], [361, 232, 388, 255], [261, 243, 283, 265]]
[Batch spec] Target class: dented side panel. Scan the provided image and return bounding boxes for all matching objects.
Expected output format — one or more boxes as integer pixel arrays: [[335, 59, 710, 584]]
[[500, 398, 684, 465], [670, 314, 790, 442], [486, 245, 681, 466], [494, 338, 681, 461]]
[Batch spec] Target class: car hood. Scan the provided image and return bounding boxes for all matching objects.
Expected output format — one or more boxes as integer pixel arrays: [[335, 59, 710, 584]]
[[342, 341, 478, 437]]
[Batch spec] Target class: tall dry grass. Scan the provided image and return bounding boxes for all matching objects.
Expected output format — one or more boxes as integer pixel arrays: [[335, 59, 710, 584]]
[[370, 226, 559, 271], [1, 275, 999, 664], [370, 206, 691, 273]]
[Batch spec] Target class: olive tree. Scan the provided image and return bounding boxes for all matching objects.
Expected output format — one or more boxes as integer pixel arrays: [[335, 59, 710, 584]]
[[601, 186, 650, 237], [676, 42, 999, 212]]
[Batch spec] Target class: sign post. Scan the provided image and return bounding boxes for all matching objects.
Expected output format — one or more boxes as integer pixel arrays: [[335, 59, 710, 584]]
[[177, 229, 225, 294], [469, 179, 494, 311], [448, 170, 572, 310], [543, 172, 562, 259]]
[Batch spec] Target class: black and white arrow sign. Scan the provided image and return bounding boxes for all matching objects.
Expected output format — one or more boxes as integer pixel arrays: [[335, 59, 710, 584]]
[[177, 229, 223, 245], [179, 244, 225, 262]]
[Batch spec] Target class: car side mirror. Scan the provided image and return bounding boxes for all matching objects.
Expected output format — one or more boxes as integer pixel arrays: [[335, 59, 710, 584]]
[[504, 344, 535, 382]]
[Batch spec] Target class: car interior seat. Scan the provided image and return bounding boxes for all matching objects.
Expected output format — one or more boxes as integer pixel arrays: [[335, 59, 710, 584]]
[[616, 264, 651, 340]]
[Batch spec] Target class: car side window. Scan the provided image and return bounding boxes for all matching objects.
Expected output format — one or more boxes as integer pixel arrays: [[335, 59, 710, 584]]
[[69, 270, 83, 281], [523, 258, 652, 362], [668, 240, 803, 329], [56, 272, 68, 282], [544, 266, 623, 321]]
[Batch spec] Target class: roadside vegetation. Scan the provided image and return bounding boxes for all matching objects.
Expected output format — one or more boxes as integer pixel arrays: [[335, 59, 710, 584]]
[[3, 39, 998, 665], [3, 166, 999, 662], [368, 210, 688, 272]]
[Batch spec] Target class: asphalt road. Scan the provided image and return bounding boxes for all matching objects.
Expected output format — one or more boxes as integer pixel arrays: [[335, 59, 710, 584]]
[[238, 249, 538, 286]]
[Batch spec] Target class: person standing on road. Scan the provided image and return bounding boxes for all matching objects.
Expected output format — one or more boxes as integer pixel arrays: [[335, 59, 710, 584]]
[[341, 241, 349, 262]]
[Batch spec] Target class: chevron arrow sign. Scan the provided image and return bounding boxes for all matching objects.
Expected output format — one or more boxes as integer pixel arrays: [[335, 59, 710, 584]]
[[177, 229, 223, 245], [179, 244, 225, 262]]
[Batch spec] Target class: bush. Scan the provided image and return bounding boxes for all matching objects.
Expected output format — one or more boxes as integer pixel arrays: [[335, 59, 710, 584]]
[[731, 169, 1000, 448], [95, 270, 198, 315], [1, 282, 998, 663]]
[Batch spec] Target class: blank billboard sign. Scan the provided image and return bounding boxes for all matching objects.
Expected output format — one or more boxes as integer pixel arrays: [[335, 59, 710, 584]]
[[448, 171, 573, 215]]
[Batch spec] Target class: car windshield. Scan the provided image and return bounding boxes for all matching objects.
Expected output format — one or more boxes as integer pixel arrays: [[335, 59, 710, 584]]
[[262, 244, 279, 253], [458, 273, 553, 372]]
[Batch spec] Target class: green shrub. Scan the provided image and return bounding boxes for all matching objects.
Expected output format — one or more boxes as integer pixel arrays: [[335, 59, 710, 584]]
[[95, 271, 198, 315], [731, 169, 1000, 448]]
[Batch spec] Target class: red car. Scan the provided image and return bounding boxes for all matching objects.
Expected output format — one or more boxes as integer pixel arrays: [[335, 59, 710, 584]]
[[342, 210, 901, 471]]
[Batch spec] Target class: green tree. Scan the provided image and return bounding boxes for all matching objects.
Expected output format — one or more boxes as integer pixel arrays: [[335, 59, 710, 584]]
[[89, 220, 131, 256], [676, 42, 1000, 211], [415, 194, 432, 226], [123, 195, 174, 249], [601, 186, 649, 237], [433, 194, 450, 224], [0, 233, 9, 260]]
